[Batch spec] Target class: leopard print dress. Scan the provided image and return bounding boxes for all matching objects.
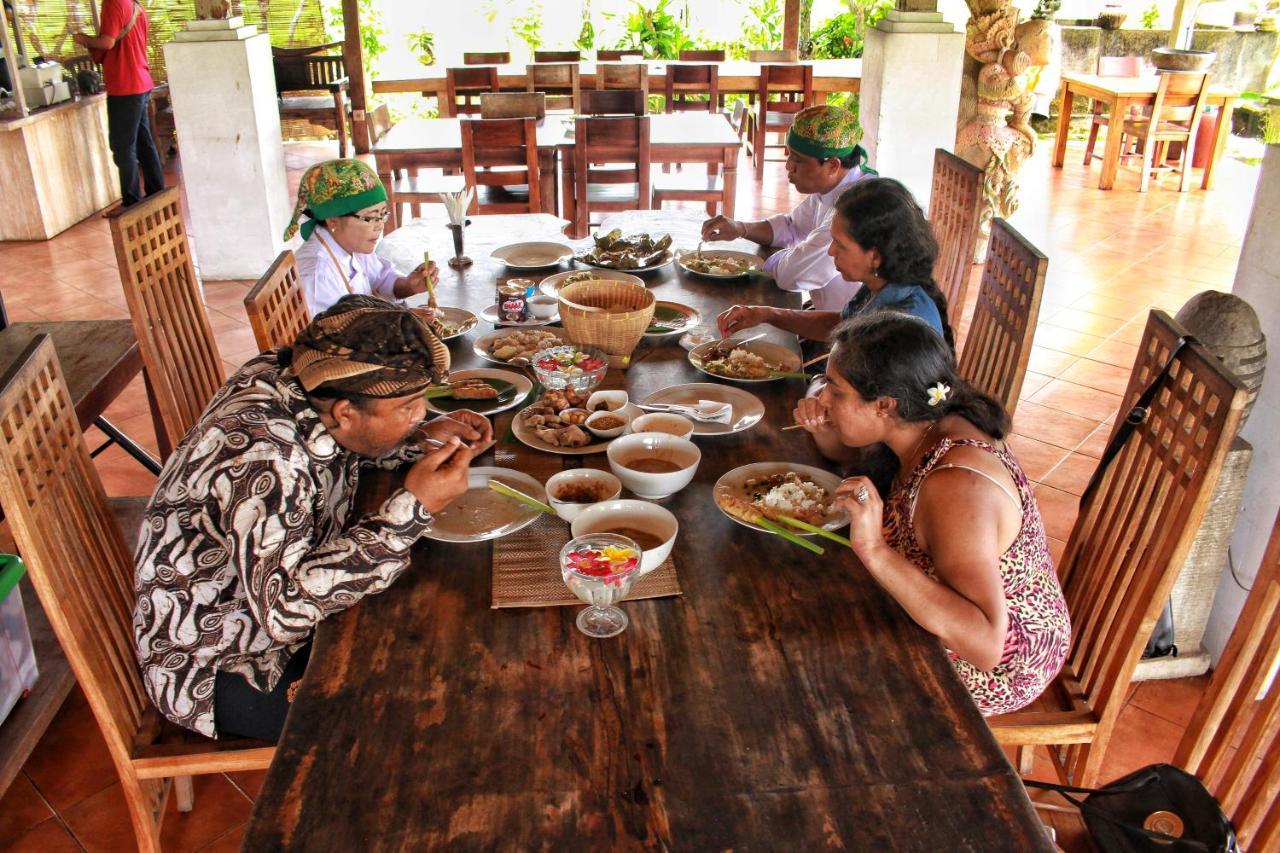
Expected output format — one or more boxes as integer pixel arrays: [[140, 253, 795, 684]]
[[883, 438, 1070, 716]]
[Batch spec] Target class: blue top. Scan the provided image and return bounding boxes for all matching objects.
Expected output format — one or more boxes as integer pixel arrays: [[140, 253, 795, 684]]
[[839, 282, 945, 337]]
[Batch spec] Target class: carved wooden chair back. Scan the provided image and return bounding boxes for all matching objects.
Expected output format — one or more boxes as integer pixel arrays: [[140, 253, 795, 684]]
[[570, 115, 652, 236], [664, 63, 720, 113], [929, 148, 984, 326], [445, 65, 500, 117], [956, 218, 1046, 416], [533, 50, 581, 63], [480, 92, 547, 119], [0, 335, 273, 853], [273, 54, 346, 95], [582, 88, 647, 116], [526, 63, 581, 112], [460, 117, 543, 215], [595, 62, 649, 99], [108, 187, 224, 460], [991, 311, 1247, 787], [463, 51, 510, 65], [245, 250, 310, 353]]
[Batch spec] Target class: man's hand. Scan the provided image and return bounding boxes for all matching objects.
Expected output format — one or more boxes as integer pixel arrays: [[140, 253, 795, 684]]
[[403, 438, 475, 514], [701, 215, 745, 242], [72, 32, 90, 47], [424, 411, 494, 453]]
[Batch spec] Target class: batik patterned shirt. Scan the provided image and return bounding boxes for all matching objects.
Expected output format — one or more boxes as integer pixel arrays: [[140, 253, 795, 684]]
[[133, 351, 432, 737]]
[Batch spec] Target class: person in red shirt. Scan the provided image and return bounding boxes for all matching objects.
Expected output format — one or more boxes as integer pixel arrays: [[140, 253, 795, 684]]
[[74, 0, 164, 207]]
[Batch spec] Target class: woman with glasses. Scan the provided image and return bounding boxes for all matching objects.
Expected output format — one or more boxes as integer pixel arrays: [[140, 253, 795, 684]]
[[284, 159, 437, 315]]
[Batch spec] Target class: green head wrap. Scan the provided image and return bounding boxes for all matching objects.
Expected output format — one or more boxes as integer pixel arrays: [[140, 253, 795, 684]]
[[786, 104, 867, 166], [283, 159, 388, 242]]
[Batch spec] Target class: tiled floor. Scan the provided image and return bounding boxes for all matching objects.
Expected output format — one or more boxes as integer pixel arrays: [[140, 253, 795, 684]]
[[0, 134, 1259, 849]]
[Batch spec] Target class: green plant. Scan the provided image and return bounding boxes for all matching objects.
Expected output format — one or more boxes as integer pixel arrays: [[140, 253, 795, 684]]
[[513, 3, 545, 54], [727, 0, 784, 61], [612, 0, 694, 59], [405, 30, 436, 66], [809, 1, 891, 60], [1030, 0, 1062, 21], [1141, 2, 1160, 28], [323, 0, 385, 76]]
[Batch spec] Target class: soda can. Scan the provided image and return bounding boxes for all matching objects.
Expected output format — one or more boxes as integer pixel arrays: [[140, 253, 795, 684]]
[[499, 280, 531, 323]]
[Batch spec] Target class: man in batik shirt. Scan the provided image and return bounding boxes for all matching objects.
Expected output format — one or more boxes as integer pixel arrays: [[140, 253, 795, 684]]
[[134, 296, 492, 741]]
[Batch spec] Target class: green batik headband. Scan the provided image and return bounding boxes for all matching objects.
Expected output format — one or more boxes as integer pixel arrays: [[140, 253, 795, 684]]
[[785, 132, 873, 172], [300, 185, 389, 241]]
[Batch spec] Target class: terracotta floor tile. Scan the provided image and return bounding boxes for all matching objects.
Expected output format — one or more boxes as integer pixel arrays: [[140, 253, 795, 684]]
[[1047, 536, 1066, 565], [1025, 346, 1079, 378], [1109, 318, 1149, 346], [1058, 359, 1132, 397], [1012, 401, 1102, 451], [1066, 292, 1148, 323], [225, 769, 267, 801], [60, 782, 138, 852], [193, 824, 248, 852], [1018, 371, 1052, 400], [1007, 433, 1071, 482], [1083, 337, 1140, 370], [92, 444, 161, 497], [1028, 379, 1124, 423], [1032, 483, 1080, 543], [0, 773, 55, 844], [1031, 324, 1107, 358], [1075, 422, 1115, 460], [159, 774, 254, 853], [1040, 453, 1098, 497], [3, 818, 82, 853], [21, 693, 117, 812], [1096, 703, 1183, 782], [1041, 308, 1127, 339], [1130, 674, 1212, 731]]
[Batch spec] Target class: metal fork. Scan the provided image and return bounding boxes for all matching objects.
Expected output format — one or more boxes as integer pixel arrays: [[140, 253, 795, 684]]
[[709, 331, 767, 359]]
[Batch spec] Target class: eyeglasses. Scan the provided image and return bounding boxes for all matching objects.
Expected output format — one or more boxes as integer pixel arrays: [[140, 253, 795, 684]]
[[348, 209, 390, 225]]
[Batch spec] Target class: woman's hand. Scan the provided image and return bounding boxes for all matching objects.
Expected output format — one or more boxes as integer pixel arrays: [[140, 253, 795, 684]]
[[835, 475, 886, 561], [424, 411, 494, 453], [399, 261, 439, 297], [716, 304, 771, 337], [701, 215, 745, 242], [792, 395, 835, 436]]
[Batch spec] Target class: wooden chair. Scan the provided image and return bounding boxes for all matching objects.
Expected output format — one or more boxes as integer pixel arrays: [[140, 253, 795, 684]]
[[533, 50, 581, 63], [526, 63, 581, 112], [444, 66, 500, 117], [1035, 507, 1280, 851], [664, 63, 721, 113], [273, 52, 351, 156], [368, 103, 393, 143], [107, 187, 224, 460], [480, 92, 547, 119], [460, 117, 543, 215], [597, 49, 644, 61], [956, 219, 1046, 417], [464, 51, 510, 65], [679, 49, 725, 61], [582, 88, 646, 116], [989, 310, 1247, 788], [746, 64, 814, 178], [1082, 55, 1144, 167], [929, 148, 985, 328], [566, 115, 651, 238], [1124, 70, 1213, 192], [244, 251, 311, 353], [0, 335, 274, 853], [749, 49, 799, 62], [595, 62, 649, 99]]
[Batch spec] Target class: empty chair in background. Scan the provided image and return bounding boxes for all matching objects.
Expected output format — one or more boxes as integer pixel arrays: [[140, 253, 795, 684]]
[[444, 65, 500, 117], [461, 116, 545, 214], [463, 51, 510, 65], [526, 62, 581, 112], [565, 114, 651, 238], [533, 50, 581, 63], [581, 88, 646, 116], [745, 64, 814, 178]]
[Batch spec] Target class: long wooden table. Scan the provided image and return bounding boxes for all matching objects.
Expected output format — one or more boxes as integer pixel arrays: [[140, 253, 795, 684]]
[[243, 213, 1050, 849], [1054, 72, 1240, 191], [373, 58, 862, 100]]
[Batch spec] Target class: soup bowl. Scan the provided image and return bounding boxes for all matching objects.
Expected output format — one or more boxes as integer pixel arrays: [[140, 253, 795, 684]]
[[545, 469, 623, 522], [629, 411, 695, 440], [606, 433, 700, 499], [571, 499, 678, 575]]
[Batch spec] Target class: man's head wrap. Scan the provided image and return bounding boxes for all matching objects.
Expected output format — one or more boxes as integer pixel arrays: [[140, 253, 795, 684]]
[[283, 159, 388, 242], [291, 295, 450, 399], [786, 105, 870, 169]]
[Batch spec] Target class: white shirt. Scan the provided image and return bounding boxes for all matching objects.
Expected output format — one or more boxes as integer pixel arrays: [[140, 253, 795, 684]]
[[763, 167, 868, 313], [295, 227, 401, 315]]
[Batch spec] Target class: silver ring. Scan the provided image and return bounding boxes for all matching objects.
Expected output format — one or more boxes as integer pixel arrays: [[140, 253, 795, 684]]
[[855, 486, 870, 504]]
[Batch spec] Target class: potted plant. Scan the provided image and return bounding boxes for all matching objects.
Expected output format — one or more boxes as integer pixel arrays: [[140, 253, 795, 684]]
[[406, 30, 435, 66]]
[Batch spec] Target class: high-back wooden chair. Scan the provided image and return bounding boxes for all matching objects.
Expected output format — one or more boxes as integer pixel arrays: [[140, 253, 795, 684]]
[[480, 92, 547, 119], [749, 49, 799, 62], [444, 65, 500, 117], [956, 219, 1045, 416], [989, 310, 1247, 787], [929, 148, 984, 327], [461, 117, 543, 215], [368, 102, 393, 143], [244, 250, 311, 352], [1124, 70, 1213, 192], [463, 51, 510, 65], [1083, 55, 1144, 167], [595, 62, 649, 98], [526, 62, 581, 112], [108, 187, 224, 460], [597, 49, 644, 61], [664, 63, 721, 113], [533, 49, 581, 63], [679, 49, 725, 61], [567, 115, 651, 238], [273, 52, 351, 156], [582, 88, 646, 116], [746, 64, 814, 178], [0, 335, 274, 853]]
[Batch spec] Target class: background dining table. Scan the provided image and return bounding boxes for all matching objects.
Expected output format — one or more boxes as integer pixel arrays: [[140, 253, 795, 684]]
[[242, 211, 1051, 850]]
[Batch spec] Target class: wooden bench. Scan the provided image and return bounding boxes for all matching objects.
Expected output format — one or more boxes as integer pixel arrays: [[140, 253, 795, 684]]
[[273, 52, 352, 157]]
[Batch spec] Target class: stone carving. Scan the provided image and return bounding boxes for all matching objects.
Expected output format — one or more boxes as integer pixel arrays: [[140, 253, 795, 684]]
[[956, 2, 1054, 260], [1175, 291, 1268, 423], [195, 0, 233, 20]]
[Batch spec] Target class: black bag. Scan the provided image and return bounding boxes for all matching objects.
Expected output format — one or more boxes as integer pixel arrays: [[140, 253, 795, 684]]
[[76, 68, 104, 95], [1026, 764, 1238, 852]]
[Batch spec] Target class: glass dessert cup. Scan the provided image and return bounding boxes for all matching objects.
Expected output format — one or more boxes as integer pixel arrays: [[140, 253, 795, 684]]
[[559, 533, 642, 638]]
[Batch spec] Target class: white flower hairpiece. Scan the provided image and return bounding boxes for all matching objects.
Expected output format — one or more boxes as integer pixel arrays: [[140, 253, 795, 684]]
[[927, 382, 951, 407]]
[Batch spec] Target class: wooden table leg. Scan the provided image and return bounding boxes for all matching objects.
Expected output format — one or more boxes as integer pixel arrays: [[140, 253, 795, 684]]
[[722, 146, 738, 219], [538, 150, 557, 216], [1052, 83, 1073, 169], [1098, 95, 1126, 190], [1202, 98, 1234, 190], [562, 153, 580, 238]]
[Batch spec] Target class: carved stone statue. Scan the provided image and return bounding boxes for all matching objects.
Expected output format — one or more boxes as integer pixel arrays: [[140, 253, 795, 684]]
[[956, 2, 1054, 260], [194, 0, 233, 20]]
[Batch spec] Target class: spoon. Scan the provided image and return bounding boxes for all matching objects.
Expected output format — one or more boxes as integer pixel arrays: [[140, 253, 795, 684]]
[[708, 331, 767, 359]]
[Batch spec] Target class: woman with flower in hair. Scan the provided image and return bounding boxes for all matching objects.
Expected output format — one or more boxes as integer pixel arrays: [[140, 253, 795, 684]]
[[795, 311, 1068, 715]]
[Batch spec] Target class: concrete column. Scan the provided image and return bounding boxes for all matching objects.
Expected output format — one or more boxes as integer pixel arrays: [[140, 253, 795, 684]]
[[858, 11, 965, 209], [163, 18, 290, 279], [1204, 142, 1280, 660]]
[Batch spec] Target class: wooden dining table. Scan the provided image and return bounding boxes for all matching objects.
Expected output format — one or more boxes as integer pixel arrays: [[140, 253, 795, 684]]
[[1053, 72, 1240, 191], [242, 212, 1051, 850]]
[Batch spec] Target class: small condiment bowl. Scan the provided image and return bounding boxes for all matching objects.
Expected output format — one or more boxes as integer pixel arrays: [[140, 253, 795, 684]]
[[571, 499, 678, 575], [586, 389, 629, 412], [606, 433, 701, 500], [559, 407, 591, 426], [546, 469, 623, 522], [585, 408, 630, 439], [526, 294, 559, 320], [630, 412, 695, 440]]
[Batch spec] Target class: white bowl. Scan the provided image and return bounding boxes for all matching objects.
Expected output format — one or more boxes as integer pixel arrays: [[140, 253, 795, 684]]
[[571, 499, 678, 575], [630, 412, 695, 440], [526, 293, 559, 319], [585, 408, 630, 439], [606, 433, 701, 499], [586, 389, 629, 413], [545, 469, 623, 522]]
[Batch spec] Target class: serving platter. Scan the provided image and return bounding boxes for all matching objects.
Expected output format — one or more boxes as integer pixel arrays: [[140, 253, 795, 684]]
[[490, 241, 575, 270], [643, 301, 701, 339], [688, 339, 804, 383], [676, 248, 763, 279], [573, 251, 673, 274], [473, 327, 569, 366], [538, 268, 645, 298], [424, 368, 532, 417], [479, 303, 559, 327], [511, 403, 643, 455], [713, 462, 850, 536], [405, 306, 478, 341], [422, 467, 548, 543], [638, 383, 765, 436]]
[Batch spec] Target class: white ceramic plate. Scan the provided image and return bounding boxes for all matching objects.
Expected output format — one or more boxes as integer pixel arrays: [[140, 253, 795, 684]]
[[538, 268, 645, 298], [480, 303, 560, 327], [473, 328, 568, 366], [512, 403, 642, 455], [422, 467, 548, 543], [424, 368, 533, 417], [415, 306, 478, 341], [573, 251, 673, 274], [688, 339, 803, 383], [644, 301, 701, 339], [676, 249, 763, 279], [638, 383, 765, 436], [490, 241, 575, 270], [713, 462, 850, 536]]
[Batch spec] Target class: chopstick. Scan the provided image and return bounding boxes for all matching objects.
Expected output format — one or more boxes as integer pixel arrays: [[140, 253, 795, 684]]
[[802, 352, 830, 369], [782, 420, 830, 431], [754, 517, 825, 554], [776, 515, 852, 548], [768, 370, 812, 380], [488, 480, 555, 515]]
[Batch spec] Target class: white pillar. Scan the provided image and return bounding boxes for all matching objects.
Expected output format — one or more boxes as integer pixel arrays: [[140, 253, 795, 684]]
[[1204, 143, 1280, 660], [163, 19, 290, 279], [859, 12, 965, 209]]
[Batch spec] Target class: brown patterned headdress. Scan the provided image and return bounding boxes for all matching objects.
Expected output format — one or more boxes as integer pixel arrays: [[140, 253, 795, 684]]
[[290, 295, 450, 398]]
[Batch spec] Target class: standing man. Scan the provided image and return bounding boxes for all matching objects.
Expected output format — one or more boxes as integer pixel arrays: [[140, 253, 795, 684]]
[[74, 0, 164, 207], [701, 104, 872, 312]]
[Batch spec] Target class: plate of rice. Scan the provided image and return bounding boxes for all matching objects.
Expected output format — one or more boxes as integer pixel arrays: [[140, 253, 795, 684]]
[[713, 462, 849, 535]]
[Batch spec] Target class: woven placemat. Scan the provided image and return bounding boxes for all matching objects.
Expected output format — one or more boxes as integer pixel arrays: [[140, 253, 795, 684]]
[[492, 513, 682, 608]]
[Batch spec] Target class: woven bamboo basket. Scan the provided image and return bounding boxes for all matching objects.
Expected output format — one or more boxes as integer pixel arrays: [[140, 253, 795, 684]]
[[557, 279, 655, 365]]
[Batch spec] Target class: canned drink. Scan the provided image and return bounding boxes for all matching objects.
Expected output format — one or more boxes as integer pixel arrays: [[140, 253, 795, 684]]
[[1143, 811, 1184, 844], [499, 281, 530, 323]]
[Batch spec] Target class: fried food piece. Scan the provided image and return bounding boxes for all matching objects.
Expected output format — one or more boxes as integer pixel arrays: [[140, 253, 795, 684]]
[[449, 379, 498, 400]]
